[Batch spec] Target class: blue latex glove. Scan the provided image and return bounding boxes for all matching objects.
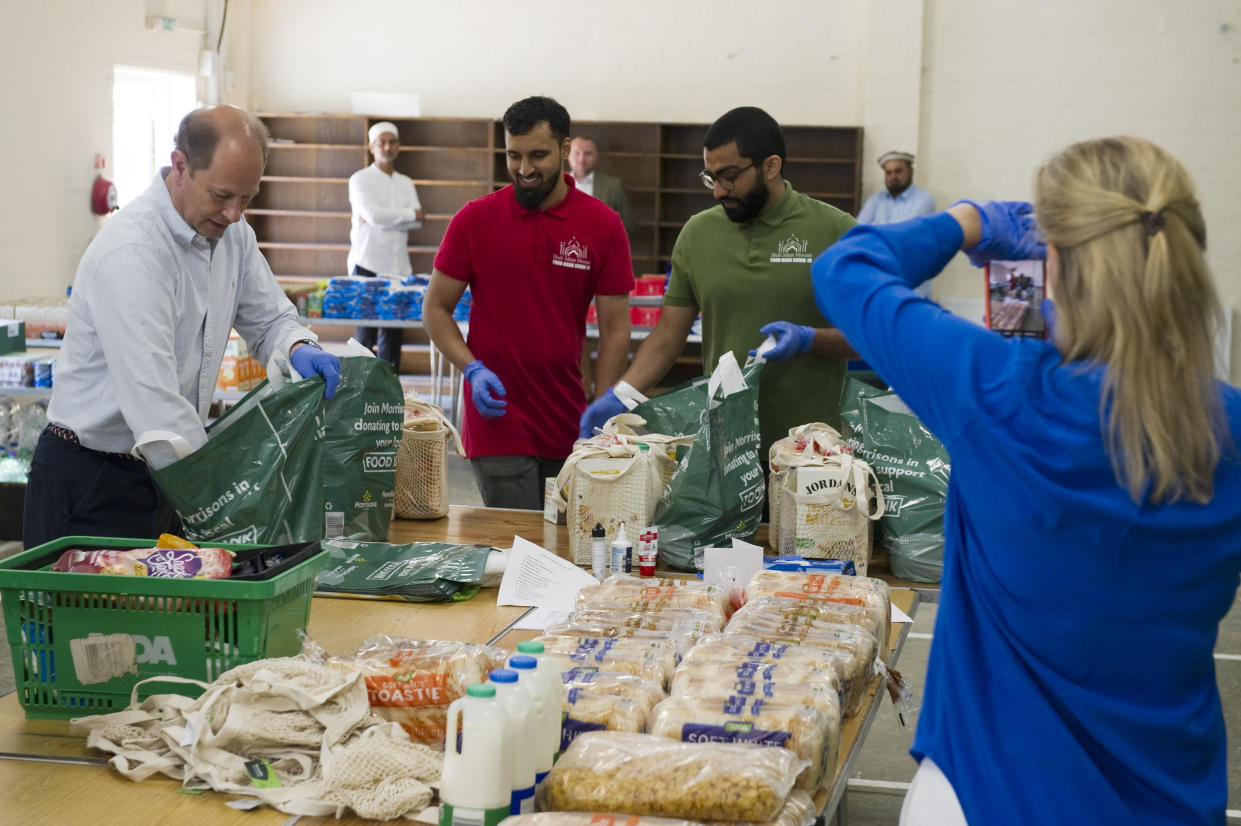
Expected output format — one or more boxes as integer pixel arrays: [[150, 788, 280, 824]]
[[579, 388, 627, 439], [290, 343, 341, 399], [463, 360, 507, 418], [751, 321, 815, 362], [954, 200, 1046, 266]]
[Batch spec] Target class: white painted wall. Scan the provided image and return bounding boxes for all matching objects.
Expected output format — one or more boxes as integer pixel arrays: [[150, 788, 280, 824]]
[[0, 0, 206, 299], [918, 0, 1241, 373], [2, 0, 1237, 377], [247, 0, 868, 124]]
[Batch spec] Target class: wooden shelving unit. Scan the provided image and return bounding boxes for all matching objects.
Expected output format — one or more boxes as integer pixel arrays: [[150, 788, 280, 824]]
[[251, 114, 860, 387], [253, 113, 862, 281]]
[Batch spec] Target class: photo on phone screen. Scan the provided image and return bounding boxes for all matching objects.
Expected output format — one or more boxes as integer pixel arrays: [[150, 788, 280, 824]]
[[985, 260, 1047, 338]]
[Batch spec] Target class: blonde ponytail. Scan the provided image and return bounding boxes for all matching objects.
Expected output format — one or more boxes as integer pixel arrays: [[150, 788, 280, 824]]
[[1035, 137, 1227, 504]]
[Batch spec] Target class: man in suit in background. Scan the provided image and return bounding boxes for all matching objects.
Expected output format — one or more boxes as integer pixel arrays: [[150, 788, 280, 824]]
[[569, 136, 634, 237]]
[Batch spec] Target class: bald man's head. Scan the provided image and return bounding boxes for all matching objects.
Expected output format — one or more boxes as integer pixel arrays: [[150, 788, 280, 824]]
[[167, 106, 269, 238], [173, 105, 271, 174]]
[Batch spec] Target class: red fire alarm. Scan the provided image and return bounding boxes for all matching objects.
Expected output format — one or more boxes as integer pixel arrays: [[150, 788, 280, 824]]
[[90, 155, 117, 215], [91, 175, 118, 215]]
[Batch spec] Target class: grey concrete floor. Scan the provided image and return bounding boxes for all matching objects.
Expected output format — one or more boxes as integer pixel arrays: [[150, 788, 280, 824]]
[[1, 462, 1238, 824]]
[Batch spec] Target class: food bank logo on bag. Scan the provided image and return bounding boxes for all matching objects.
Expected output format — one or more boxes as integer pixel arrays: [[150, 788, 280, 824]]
[[362, 449, 397, 472], [553, 237, 592, 271], [770, 234, 812, 264]]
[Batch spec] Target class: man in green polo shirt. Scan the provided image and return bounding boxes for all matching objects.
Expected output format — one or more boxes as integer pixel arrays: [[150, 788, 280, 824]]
[[580, 106, 857, 457]]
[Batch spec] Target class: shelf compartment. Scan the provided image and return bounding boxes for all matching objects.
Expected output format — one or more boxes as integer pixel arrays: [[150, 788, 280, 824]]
[[262, 114, 366, 145], [253, 180, 349, 212], [265, 145, 366, 178]]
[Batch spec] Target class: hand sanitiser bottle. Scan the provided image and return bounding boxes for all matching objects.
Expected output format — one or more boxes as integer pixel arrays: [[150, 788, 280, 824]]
[[439, 683, 512, 826], [610, 522, 632, 575]]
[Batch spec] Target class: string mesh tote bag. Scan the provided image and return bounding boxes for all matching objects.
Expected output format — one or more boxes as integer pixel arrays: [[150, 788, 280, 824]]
[[394, 395, 464, 520], [69, 657, 442, 820], [552, 414, 690, 565]]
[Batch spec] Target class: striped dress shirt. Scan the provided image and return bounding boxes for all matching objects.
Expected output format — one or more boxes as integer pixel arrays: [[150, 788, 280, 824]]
[[47, 169, 314, 465]]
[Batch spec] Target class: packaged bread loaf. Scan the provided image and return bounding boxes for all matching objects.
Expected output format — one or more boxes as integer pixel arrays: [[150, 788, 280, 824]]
[[561, 668, 666, 715], [535, 731, 807, 821], [669, 663, 842, 722], [582, 575, 732, 620], [647, 695, 837, 791], [324, 636, 507, 748], [535, 635, 677, 688], [546, 606, 715, 651], [561, 687, 647, 752], [719, 621, 878, 716], [679, 639, 848, 704], [745, 571, 891, 655]]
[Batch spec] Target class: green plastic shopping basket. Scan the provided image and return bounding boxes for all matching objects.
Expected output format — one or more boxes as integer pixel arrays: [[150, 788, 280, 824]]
[[0, 536, 327, 719]]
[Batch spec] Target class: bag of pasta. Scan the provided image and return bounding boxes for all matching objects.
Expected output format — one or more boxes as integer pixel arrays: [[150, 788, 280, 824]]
[[536, 731, 807, 821]]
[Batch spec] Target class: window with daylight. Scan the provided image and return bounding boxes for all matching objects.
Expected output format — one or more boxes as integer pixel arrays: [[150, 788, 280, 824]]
[[112, 66, 198, 208]]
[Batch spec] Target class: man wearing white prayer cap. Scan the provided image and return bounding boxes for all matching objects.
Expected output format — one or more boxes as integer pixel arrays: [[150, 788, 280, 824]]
[[857, 150, 937, 296], [346, 121, 425, 368]]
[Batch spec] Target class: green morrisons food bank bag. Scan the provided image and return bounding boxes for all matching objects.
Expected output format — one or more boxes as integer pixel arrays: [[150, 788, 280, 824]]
[[322, 356, 404, 541], [315, 538, 492, 602], [149, 376, 326, 545], [839, 376, 950, 583], [634, 353, 766, 571]]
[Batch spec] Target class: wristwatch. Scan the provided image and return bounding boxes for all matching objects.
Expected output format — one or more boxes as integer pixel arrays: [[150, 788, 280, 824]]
[[291, 339, 322, 352]]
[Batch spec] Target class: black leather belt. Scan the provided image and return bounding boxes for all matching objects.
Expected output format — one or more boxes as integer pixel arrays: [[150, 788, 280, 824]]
[[46, 424, 143, 462]]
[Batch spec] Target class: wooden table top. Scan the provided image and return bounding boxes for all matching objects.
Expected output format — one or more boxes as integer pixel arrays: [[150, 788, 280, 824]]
[[0, 505, 925, 824]]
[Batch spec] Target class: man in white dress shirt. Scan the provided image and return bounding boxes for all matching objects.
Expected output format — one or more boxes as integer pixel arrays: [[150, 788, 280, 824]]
[[23, 105, 339, 547], [347, 122, 424, 369]]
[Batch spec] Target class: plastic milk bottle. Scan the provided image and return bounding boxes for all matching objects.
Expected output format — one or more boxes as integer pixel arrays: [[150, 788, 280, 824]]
[[507, 653, 557, 783], [439, 683, 511, 826], [488, 668, 536, 814], [516, 639, 566, 760]]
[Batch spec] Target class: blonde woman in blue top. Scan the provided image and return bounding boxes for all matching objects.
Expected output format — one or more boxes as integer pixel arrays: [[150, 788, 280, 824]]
[[811, 136, 1241, 825]]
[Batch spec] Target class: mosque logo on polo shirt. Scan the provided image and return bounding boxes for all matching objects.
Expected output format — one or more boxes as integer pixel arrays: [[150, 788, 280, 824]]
[[771, 235, 812, 264], [553, 237, 592, 271]]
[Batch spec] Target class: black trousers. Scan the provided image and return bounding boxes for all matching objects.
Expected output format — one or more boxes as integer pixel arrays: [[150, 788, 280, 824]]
[[22, 428, 182, 548], [352, 264, 404, 369]]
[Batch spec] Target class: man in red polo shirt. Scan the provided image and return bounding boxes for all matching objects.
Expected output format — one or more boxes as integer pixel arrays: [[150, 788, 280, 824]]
[[423, 95, 634, 509]]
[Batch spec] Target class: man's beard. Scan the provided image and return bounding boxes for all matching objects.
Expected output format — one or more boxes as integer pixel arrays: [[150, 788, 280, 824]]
[[721, 176, 769, 223], [886, 179, 911, 197], [512, 171, 558, 209]]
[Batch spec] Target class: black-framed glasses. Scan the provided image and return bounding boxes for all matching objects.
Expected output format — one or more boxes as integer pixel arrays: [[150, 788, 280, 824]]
[[699, 161, 755, 191]]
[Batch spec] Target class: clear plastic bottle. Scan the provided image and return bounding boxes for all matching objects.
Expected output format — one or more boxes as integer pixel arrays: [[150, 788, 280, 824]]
[[488, 668, 536, 814], [506, 654, 556, 784], [439, 683, 512, 826], [0, 449, 26, 484], [610, 522, 631, 576]]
